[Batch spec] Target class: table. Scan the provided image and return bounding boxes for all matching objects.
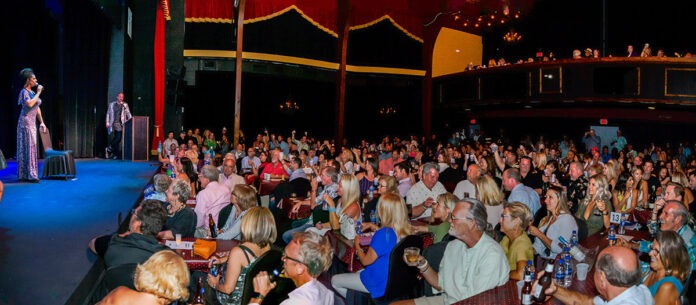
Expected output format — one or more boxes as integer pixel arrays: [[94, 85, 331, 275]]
[[453, 228, 650, 305], [278, 197, 312, 220], [167, 237, 239, 271], [258, 179, 281, 196]]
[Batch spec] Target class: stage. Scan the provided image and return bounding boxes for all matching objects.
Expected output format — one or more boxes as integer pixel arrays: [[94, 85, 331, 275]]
[[0, 159, 158, 305]]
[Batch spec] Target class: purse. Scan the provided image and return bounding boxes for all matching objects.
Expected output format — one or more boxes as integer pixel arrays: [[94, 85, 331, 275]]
[[193, 238, 217, 259]]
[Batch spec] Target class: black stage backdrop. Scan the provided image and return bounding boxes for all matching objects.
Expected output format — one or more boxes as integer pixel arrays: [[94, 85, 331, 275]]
[[1, 0, 110, 159]]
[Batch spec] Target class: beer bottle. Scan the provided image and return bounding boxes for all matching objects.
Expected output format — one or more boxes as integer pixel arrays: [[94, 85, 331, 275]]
[[208, 214, 218, 238], [532, 259, 555, 303], [521, 271, 533, 305], [192, 277, 205, 305]]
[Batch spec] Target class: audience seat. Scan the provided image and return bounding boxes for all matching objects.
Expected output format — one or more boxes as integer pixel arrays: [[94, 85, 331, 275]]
[[39, 128, 76, 179], [240, 247, 295, 305]]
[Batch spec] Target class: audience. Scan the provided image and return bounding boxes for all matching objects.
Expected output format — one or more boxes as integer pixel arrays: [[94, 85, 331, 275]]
[[642, 231, 691, 304], [97, 250, 190, 305], [158, 179, 197, 239], [194, 165, 231, 237], [529, 187, 577, 260], [498, 202, 534, 281], [207, 206, 276, 305], [216, 184, 258, 240], [250, 231, 334, 305]]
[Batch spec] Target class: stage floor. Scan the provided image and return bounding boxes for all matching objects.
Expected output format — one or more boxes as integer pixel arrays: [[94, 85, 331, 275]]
[[0, 159, 158, 305]]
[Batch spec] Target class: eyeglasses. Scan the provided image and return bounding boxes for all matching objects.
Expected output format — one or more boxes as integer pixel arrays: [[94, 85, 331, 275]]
[[450, 212, 473, 222], [282, 253, 305, 265], [379, 184, 388, 188], [500, 214, 513, 219]]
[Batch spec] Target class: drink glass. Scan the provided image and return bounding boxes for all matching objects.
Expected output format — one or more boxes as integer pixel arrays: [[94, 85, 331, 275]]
[[175, 233, 182, 245], [404, 247, 420, 266], [576, 263, 590, 281]]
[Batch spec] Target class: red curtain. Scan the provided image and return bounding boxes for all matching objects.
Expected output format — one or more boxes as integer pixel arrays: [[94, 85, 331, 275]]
[[185, 0, 234, 21], [349, 0, 423, 41], [153, 0, 166, 152]]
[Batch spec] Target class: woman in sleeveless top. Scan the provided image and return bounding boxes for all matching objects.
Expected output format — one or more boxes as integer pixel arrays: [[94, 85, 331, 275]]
[[612, 172, 639, 213], [642, 231, 691, 305], [317, 174, 361, 240], [356, 158, 379, 197], [207, 207, 277, 305]]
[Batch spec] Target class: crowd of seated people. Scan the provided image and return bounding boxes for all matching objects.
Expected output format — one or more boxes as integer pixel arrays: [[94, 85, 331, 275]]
[[90, 124, 696, 305]]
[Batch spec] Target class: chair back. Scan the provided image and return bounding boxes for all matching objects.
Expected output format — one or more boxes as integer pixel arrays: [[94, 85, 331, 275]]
[[217, 203, 234, 229], [380, 234, 425, 302], [290, 178, 312, 197], [240, 247, 295, 305], [103, 263, 138, 291], [39, 128, 52, 152]]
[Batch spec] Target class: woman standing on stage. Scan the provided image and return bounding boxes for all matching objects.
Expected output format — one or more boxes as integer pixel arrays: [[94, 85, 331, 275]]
[[16, 68, 46, 182]]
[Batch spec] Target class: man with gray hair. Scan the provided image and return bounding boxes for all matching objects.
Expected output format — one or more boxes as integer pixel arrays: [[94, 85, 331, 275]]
[[394, 199, 509, 305], [534, 246, 651, 305], [407, 162, 447, 219], [659, 200, 696, 269], [250, 231, 335, 305], [144, 173, 171, 202], [194, 165, 231, 237]]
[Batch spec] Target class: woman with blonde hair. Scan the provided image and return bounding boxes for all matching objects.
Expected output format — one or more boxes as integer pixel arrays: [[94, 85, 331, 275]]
[[603, 159, 619, 191], [97, 250, 190, 305], [643, 230, 691, 305], [332, 192, 413, 299], [319, 174, 362, 240], [363, 176, 398, 219], [533, 152, 548, 172], [499, 202, 534, 281], [207, 207, 276, 305], [528, 187, 577, 259], [475, 175, 504, 227], [413, 192, 458, 242], [217, 184, 258, 240], [576, 174, 612, 236]]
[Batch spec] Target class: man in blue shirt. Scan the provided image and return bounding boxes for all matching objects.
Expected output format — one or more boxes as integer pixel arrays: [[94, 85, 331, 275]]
[[503, 168, 541, 216]]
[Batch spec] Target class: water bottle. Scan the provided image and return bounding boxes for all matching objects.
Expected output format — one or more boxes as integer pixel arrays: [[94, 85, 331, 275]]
[[563, 248, 573, 287], [524, 260, 535, 279], [157, 141, 162, 154], [270, 195, 276, 209], [558, 236, 586, 262], [555, 259, 566, 287], [210, 259, 220, 277], [608, 225, 616, 246], [570, 230, 579, 247], [618, 213, 626, 235], [368, 185, 375, 200], [370, 210, 378, 224], [169, 164, 176, 179], [373, 176, 379, 187], [355, 220, 362, 235]]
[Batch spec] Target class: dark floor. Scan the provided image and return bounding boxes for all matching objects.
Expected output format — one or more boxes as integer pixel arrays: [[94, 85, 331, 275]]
[[0, 159, 158, 305]]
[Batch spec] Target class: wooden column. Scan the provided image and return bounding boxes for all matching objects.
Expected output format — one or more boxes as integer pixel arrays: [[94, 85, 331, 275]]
[[335, 0, 350, 150], [233, 0, 246, 147]]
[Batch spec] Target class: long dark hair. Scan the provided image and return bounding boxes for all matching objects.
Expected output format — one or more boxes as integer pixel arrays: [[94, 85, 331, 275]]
[[180, 157, 197, 183]]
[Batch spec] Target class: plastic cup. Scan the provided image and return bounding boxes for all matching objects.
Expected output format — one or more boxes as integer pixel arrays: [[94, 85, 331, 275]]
[[404, 247, 420, 266], [516, 280, 524, 299], [175, 233, 182, 245], [576, 263, 590, 281]]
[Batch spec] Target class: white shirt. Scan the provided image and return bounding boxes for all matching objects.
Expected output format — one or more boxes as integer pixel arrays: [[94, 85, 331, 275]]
[[439, 235, 510, 304], [532, 213, 578, 259], [592, 284, 653, 305], [406, 181, 447, 219], [249, 279, 333, 305], [452, 180, 476, 200], [219, 173, 246, 193]]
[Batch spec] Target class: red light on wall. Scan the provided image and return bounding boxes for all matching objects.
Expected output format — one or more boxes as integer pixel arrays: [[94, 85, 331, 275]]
[[599, 118, 608, 125], [470, 119, 477, 125]]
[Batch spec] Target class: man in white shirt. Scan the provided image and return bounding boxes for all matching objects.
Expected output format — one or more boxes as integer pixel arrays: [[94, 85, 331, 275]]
[[535, 246, 652, 305], [407, 162, 447, 219], [194, 165, 231, 237], [394, 199, 509, 305], [250, 231, 335, 305], [219, 158, 245, 192], [453, 164, 481, 200]]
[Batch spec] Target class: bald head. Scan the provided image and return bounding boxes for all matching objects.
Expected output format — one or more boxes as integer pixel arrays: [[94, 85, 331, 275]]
[[467, 164, 482, 183], [595, 246, 641, 290]]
